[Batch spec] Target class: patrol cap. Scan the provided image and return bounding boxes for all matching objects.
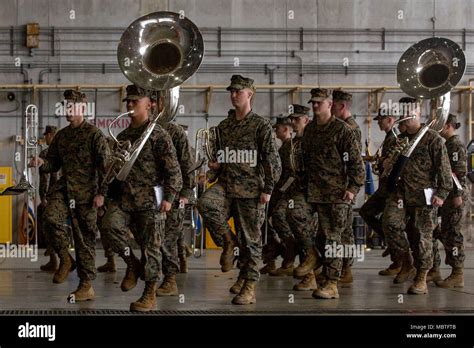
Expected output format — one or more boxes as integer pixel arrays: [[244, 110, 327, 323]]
[[308, 88, 332, 103], [226, 75, 255, 91], [64, 90, 86, 103], [122, 84, 152, 102], [288, 104, 310, 118], [332, 89, 352, 102], [43, 125, 57, 135], [446, 113, 461, 129], [272, 116, 293, 128]]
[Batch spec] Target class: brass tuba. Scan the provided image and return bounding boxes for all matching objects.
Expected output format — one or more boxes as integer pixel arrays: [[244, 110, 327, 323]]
[[103, 11, 204, 185], [384, 37, 465, 190]]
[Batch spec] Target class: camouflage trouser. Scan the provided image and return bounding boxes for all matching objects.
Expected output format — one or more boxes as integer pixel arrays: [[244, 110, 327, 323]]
[[286, 192, 317, 257], [197, 183, 265, 281], [38, 203, 55, 255], [177, 227, 186, 258], [313, 203, 350, 280], [44, 189, 97, 281], [432, 199, 465, 269], [161, 200, 186, 276], [101, 201, 165, 282], [262, 192, 283, 263], [97, 205, 115, 259], [383, 196, 437, 271], [272, 197, 295, 250], [341, 207, 355, 266]]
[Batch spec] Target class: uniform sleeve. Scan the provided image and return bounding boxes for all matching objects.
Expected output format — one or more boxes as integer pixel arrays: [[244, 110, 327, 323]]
[[174, 128, 196, 200], [340, 127, 365, 195], [450, 141, 467, 198], [154, 131, 183, 203], [257, 121, 282, 195], [433, 137, 453, 200], [41, 135, 62, 173], [93, 130, 111, 196]]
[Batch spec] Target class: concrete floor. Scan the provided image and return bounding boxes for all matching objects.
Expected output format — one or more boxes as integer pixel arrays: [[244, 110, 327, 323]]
[[0, 248, 473, 314]]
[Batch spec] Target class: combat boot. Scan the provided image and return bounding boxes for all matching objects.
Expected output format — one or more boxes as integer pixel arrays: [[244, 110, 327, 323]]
[[130, 281, 157, 312], [260, 260, 276, 274], [120, 251, 142, 292], [97, 255, 116, 273], [436, 267, 464, 288], [269, 265, 294, 277], [407, 270, 428, 295], [156, 275, 178, 296], [294, 248, 319, 278], [312, 279, 339, 299], [53, 251, 76, 284], [426, 266, 442, 282], [68, 280, 95, 302], [220, 234, 237, 272], [179, 254, 188, 273], [232, 280, 256, 305], [339, 263, 353, 285], [393, 252, 416, 284], [378, 260, 401, 276], [40, 252, 58, 272], [293, 272, 317, 291], [229, 277, 245, 294]]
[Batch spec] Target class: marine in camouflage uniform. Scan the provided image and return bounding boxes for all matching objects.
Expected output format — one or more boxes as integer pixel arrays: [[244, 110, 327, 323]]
[[40, 90, 109, 301], [156, 115, 195, 296], [359, 110, 400, 276], [265, 116, 296, 277], [331, 90, 361, 285], [100, 85, 182, 312], [38, 125, 60, 272], [197, 75, 281, 305], [284, 105, 319, 291], [382, 98, 452, 295], [303, 88, 365, 299], [430, 114, 466, 288]]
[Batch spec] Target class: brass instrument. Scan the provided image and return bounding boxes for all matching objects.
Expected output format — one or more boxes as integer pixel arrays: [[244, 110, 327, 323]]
[[384, 37, 465, 191], [103, 11, 204, 186], [196, 126, 221, 164]]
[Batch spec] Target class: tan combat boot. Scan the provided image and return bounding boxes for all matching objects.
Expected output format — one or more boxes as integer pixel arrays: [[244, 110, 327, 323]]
[[179, 255, 188, 273], [220, 234, 237, 272], [229, 277, 245, 294], [436, 267, 464, 288], [339, 263, 353, 285], [68, 280, 95, 302], [269, 265, 294, 277], [97, 255, 116, 273], [294, 248, 319, 278], [120, 252, 142, 292], [426, 266, 442, 282], [407, 270, 428, 295], [232, 280, 256, 305], [156, 275, 178, 296], [378, 260, 401, 276], [393, 252, 416, 284], [260, 260, 277, 275], [53, 251, 76, 284], [40, 253, 59, 272], [130, 281, 157, 312], [312, 279, 339, 299], [293, 272, 317, 291]]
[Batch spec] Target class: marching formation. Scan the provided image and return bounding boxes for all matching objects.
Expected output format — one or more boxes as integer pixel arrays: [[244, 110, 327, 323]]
[[23, 12, 468, 312]]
